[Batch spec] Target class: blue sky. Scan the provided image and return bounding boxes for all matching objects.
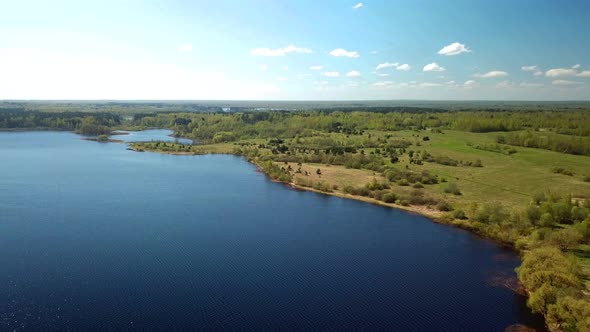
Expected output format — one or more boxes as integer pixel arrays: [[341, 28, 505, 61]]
[[1, 0, 589, 100]]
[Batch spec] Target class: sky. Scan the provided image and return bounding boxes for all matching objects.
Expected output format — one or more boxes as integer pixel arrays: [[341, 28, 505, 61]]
[[1, 0, 589, 100]]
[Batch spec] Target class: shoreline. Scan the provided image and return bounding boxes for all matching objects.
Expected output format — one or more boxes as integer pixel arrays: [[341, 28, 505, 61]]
[[131, 146, 518, 249]]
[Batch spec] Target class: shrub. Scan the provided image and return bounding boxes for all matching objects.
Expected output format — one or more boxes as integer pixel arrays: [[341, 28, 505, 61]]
[[443, 182, 462, 195], [312, 181, 332, 192], [436, 201, 453, 212], [212, 131, 236, 143], [398, 179, 409, 186], [549, 228, 583, 251], [571, 206, 589, 222], [525, 205, 542, 224], [540, 212, 555, 227], [473, 202, 508, 224], [552, 167, 574, 176], [382, 192, 397, 203], [452, 209, 467, 219]]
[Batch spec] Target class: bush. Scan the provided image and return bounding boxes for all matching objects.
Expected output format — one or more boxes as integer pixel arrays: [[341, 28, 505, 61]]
[[571, 206, 589, 222], [452, 209, 467, 219], [549, 228, 583, 251], [398, 179, 409, 186], [540, 212, 555, 227], [552, 167, 574, 176], [473, 202, 508, 224], [382, 192, 397, 203], [312, 181, 333, 192], [436, 201, 453, 212], [212, 131, 236, 143], [526, 205, 542, 224], [443, 182, 462, 195]]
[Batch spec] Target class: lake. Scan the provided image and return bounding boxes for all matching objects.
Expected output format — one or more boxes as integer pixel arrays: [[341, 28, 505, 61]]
[[0, 130, 545, 331]]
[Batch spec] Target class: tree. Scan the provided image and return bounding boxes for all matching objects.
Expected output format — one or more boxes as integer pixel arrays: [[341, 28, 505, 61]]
[[516, 247, 581, 315], [547, 296, 590, 332], [526, 205, 542, 224], [540, 212, 555, 228], [549, 228, 583, 251], [382, 193, 396, 203]]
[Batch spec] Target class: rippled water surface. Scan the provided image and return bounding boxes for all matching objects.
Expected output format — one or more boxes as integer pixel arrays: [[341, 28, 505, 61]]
[[0, 131, 545, 331]]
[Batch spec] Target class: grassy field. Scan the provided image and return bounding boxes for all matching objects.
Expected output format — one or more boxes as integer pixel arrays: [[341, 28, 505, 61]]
[[135, 129, 590, 214]]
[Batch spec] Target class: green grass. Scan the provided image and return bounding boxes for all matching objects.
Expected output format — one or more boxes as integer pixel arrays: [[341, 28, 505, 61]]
[[385, 130, 590, 210]]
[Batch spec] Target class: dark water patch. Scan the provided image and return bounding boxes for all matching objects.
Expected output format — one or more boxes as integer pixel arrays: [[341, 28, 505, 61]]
[[0, 131, 546, 331]]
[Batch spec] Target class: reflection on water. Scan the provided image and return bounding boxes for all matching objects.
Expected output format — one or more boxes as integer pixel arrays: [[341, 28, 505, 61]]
[[112, 129, 193, 144]]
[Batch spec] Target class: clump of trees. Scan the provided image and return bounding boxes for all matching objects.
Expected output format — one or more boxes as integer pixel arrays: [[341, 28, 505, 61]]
[[259, 161, 292, 183], [497, 131, 590, 156], [471, 143, 517, 155], [517, 247, 588, 331], [384, 168, 439, 185]]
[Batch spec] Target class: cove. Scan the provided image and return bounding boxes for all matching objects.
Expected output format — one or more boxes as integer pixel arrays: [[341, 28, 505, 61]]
[[0, 131, 545, 331]]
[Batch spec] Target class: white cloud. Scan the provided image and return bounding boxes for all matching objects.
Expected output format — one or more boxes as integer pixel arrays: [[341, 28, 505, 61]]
[[520, 82, 544, 87], [282, 66, 289, 71], [345, 70, 361, 77], [259, 64, 268, 71], [277, 77, 288, 82], [370, 50, 378, 54], [396, 64, 411, 71], [177, 43, 193, 52], [296, 73, 312, 79], [521, 65, 538, 71], [572, 64, 581, 69], [352, 2, 364, 9], [576, 71, 590, 77], [329, 48, 360, 58], [313, 81, 329, 85], [251, 45, 312, 56], [545, 68, 577, 77], [0, 48, 280, 100], [464, 80, 479, 88], [420, 82, 442, 87], [475, 71, 509, 78], [309, 65, 323, 70], [437, 42, 471, 56], [323, 71, 341, 77], [534, 70, 543, 76], [552, 80, 583, 86], [423, 63, 445, 72], [445, 80, 456, 85], [376, 62, 399, 70], [376, 73, 390, 77], [372, 81, 394, 87]]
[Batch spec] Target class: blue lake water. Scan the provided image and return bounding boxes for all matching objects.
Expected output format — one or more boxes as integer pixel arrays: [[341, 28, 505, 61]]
[[0, 131, 544, 331], [112, 129, 194, 144]]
